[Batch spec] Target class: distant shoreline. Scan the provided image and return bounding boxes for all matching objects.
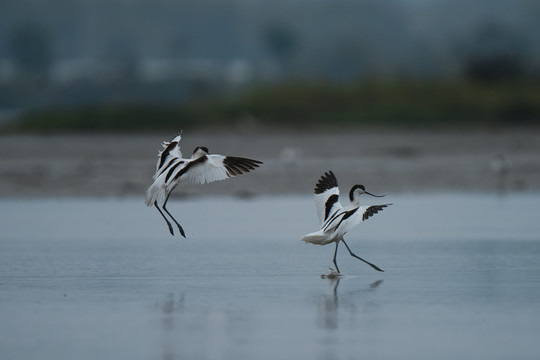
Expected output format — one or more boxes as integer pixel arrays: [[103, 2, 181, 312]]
[[4, 81, 540, 134]]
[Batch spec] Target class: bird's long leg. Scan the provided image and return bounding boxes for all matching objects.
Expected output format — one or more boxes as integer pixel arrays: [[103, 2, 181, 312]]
[[162, 194, 186, 238], [341, 239, 384, 272], [332, 240, 341, 273], [154, 201, 174, 236]]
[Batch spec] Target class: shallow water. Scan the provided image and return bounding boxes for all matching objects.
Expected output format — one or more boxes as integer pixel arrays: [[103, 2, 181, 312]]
[[1, 193, 540, 360]]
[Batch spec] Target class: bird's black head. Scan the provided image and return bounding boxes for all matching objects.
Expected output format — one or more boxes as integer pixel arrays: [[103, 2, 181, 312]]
[[349, 184, 366, 201], [349, 184, 385, 201], [193, 146, 209, 154]]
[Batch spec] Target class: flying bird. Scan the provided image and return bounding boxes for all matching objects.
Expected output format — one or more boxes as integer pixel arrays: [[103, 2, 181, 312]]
[[146, 133, 263, 237], [302, 171, 391, 273]]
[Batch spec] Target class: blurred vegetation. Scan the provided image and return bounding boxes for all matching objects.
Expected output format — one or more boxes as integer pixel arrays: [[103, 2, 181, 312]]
[[3, 80, 540, 133]]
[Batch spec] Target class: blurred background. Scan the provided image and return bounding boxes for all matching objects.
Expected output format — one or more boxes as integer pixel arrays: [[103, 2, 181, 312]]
[[1, 0, 540, 131], [0, 0, 539, 196]]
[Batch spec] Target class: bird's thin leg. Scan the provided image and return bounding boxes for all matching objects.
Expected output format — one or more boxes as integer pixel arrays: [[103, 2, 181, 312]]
[[162, 194, 186, 238], [154, 201, 174, 236], [332, 240, 341, 273], [341, 239, 384, 272]]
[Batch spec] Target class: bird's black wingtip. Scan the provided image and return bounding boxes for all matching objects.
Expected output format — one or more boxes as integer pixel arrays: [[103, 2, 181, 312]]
[[314, 170, 338, 194], [223, 157, 263, 176]]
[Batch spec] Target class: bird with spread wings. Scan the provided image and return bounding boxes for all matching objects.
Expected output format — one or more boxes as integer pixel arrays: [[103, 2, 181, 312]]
[[302, 171, 391, 273], [146, 133, 262, 237]]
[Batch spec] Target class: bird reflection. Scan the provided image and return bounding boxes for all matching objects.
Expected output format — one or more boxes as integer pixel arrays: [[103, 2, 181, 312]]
[[157, 293, 185, 315], [318, 277, 341, 329], [369, 279, 384, 289], [156, 293, 185, 360], [316, 278, 383, 330]]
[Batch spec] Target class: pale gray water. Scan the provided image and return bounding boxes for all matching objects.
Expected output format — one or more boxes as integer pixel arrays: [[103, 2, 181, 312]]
[[1, 194, 540, 360]]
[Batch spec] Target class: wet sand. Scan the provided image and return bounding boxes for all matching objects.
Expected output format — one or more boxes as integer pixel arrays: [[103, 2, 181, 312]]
[[1, 129, 539, 197]]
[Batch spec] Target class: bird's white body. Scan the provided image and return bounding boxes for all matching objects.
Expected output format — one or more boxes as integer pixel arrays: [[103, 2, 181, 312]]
[[146, 136, 246, 207], [146, 133, 262, 236], [302, 171, 391, 272], [302, 172, 390, 245], [302, 203, 367, 245]]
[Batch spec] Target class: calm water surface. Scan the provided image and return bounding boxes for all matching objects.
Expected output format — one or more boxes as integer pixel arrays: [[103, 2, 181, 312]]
[[1, 194, 540, 360]]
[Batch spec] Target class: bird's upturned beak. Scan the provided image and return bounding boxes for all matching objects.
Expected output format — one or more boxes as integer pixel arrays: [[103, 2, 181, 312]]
[[366, 191, 386, 197]]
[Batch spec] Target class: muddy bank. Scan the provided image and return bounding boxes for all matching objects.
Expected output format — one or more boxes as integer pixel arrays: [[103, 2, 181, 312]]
[[1, 130, 539, 198]]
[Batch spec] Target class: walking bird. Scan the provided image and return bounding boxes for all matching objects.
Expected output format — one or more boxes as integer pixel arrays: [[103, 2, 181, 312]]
[[146, 133, 263, 237], [302, 171, 391, 273]]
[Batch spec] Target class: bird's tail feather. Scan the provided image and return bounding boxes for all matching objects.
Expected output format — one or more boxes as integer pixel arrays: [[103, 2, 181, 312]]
[[301, 230, 332, 245], [145, 182, 167, 207]]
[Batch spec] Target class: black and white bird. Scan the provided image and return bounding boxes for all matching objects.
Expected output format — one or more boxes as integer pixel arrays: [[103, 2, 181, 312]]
[[146, 133, 263, 237], [302, 171, 391, 273]]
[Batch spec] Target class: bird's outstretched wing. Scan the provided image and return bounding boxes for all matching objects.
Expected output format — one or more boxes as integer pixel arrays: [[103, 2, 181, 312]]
[[154, 134, 183, 179], [361, 204, 392, 221], [314, 171, 343, 225], [173, 155, 262, 186]]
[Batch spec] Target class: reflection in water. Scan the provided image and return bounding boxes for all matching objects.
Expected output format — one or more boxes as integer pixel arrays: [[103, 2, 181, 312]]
[[369, 279, 384, 289], [316, 279, 384, 330], [315, 278, 384, 360], [157, 293, 185, 315], [156, 293, 185, 360], [154, 292, 257, 360], [318, 277, 340, 330], [2, 195, 540, 360]]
